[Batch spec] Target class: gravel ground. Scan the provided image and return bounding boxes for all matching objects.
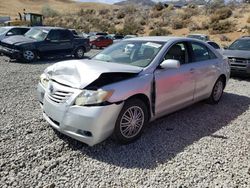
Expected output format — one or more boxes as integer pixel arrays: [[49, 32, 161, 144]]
[[0, 52, 249, 188]]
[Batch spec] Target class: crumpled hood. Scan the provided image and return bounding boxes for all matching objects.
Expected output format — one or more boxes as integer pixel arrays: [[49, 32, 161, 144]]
[[223, 49, 250, 59], [1, 35, 36, 45], [45, 59, 143, 89]]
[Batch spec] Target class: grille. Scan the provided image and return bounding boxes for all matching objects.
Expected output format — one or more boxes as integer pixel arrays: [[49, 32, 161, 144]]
[[228, 57, 249, 68], [48, 90, 73, 103]]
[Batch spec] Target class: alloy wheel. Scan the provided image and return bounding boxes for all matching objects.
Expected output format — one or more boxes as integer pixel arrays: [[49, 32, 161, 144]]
[[213, 80, 223, 101], [120, 106, 144, 139]]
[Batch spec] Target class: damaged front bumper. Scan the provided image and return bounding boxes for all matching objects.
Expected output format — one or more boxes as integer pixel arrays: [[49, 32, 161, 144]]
[[37, 82, 124, 146], [0, 45, 22, 59]]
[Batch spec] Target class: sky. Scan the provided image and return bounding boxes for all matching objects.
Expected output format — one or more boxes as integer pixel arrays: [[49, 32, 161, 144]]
[[77, 0, 168, 4]]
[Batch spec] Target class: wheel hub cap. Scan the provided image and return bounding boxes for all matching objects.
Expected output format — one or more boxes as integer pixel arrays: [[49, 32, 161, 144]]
[[120, 106, 144, 139]]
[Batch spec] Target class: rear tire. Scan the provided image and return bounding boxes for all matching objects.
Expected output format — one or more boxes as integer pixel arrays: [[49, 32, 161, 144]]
[[113, 99, 148, 144], [207, 77, 225, 104], [74, 47, 85, 59]]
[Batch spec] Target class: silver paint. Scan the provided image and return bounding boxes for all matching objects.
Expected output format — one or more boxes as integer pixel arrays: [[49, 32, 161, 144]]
[[37, 37, 230, 146]]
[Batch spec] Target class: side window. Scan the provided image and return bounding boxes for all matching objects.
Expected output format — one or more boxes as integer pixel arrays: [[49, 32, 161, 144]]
[[208, 48, 217, 59], [20, 28, 29, 35], [8, 28, 25, 35], [47, 30, 60, 41], [190, 42, 210, 62], [164, 42, 188, 65], [58, 30, 72, 41]]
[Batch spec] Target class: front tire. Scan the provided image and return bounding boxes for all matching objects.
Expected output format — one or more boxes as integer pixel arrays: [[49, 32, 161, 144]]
[[74, 47, 85, 59], [113, 99, 148, 144], [22, 50, 37, 63], [207, 77, 225, 104]]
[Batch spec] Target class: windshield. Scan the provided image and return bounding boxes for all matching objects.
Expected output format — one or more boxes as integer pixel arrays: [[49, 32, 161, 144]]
[[24, 28, 48, 41], [0, 27, 8, 35], [92, 41, 164, 67], [228, 39, 250, 51]]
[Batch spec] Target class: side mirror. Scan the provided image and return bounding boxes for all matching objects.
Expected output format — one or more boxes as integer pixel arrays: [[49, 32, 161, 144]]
[[6, 32, 14, 36], [160, 59, 180, 69]]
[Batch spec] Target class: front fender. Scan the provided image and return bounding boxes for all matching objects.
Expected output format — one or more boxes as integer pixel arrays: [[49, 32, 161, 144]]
[[102, 73, 153, 104]]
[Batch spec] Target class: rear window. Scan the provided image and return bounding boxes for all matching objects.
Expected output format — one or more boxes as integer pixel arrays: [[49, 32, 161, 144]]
[[191, 42, 217, 62]]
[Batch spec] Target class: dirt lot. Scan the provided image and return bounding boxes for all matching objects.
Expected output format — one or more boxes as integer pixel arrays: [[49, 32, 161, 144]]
[[0, 52, 249, 187]]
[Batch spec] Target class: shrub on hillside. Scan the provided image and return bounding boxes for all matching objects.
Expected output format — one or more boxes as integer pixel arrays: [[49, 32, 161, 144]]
[[219, 35, 231, 42], [188, 22, 201, 31], [117, 11, 125, 19], [210, 7, 232, 23], [171, 18, 188, 29], [153, 2, 165, 11], [99, 9, 110, 15], [149, 28, 171, 36], [150, 11, 163, 18], [120, 17, 142, 35], [124, 5, 137, 14], [41, 5, 59, 18], [209, 20, 235, 34], [180, 8, 199, 20], [201, 21, 209, 30], [108, 24, 116, 34], [78, 9, 96, 16]]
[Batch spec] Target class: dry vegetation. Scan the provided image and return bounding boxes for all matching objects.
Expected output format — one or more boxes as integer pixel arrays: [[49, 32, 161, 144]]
[[0, 0, 117, 18], [0, 0, 250, 45]]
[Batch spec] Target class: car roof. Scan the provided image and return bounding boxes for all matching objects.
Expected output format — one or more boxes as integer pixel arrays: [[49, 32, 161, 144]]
[[187, 33, 208, 36], [125, 36, 203, 43], [0, 26, 30, 29], [32, 26, 65, 31], [240, 36, 250, 40]]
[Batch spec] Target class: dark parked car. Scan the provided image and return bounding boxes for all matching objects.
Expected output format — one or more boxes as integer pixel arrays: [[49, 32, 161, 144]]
[[187, 34, 210, 41], [0, 27, 90, 62], [223, 36, 250, 76], [90, 36, 113, 49], [0, 26, 30, 41]]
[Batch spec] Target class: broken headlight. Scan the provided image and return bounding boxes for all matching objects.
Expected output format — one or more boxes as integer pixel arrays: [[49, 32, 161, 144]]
[[75, 89, 113, 106], [40, 73, 49, 88]]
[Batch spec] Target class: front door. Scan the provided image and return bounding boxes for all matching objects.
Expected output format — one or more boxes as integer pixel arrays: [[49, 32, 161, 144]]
[[154, 42, 195, 116], [38, 29, 73, 57]]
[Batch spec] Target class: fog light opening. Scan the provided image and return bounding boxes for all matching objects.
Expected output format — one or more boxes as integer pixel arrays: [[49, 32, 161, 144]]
[[77, 129, 92, 137]]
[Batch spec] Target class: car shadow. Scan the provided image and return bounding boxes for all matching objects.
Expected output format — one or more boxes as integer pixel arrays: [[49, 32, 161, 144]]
[[230, 75, 250, 81], [55, 92, 250, 169]]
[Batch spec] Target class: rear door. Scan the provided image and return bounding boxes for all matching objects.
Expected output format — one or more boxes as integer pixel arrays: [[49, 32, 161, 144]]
[[188, 41, 221, 101], [154, 42, 196, 116]]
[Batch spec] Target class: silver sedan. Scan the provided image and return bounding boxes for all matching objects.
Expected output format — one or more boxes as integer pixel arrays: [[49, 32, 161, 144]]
[[37, 37, 230, 146]]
